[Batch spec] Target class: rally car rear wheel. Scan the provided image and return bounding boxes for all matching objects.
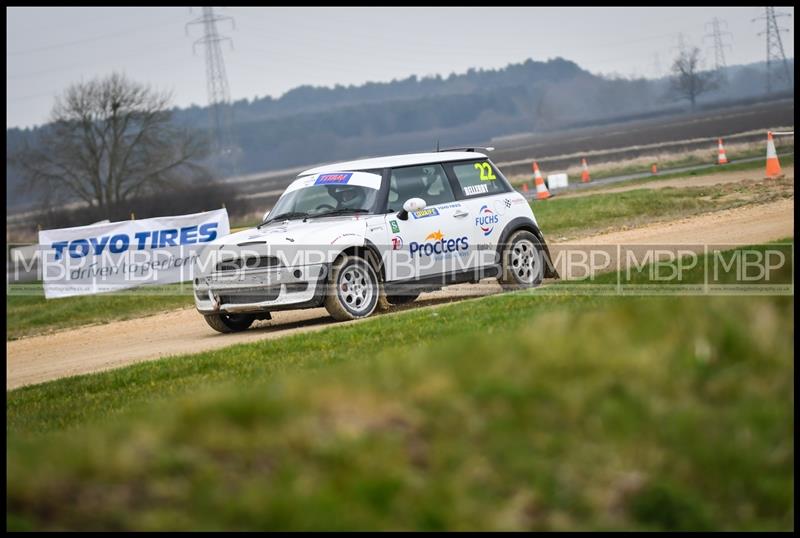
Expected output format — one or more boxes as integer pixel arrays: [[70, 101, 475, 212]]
[[325, 254, 379, 321], [499, 230, 546, 291], [204, 313, 256, 333]]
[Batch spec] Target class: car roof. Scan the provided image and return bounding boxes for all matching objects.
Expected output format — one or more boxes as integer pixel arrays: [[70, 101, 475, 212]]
[[299, 151, 487, 176]]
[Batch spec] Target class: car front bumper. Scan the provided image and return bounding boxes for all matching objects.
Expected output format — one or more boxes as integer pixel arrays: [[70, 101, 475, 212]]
[[193, 263, 328, 315]]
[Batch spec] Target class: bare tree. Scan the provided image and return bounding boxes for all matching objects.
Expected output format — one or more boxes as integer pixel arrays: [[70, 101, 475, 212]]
[[670, 47, 719, 110], [10, 72, 210, 217]]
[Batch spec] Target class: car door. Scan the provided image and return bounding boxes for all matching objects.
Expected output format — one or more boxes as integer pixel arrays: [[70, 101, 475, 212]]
[[444, 158, 515, 270], [381, 163, 475, 282]]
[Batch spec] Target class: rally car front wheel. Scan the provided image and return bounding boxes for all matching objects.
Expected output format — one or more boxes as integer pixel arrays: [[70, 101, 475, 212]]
[[324, 254, 380, 321], [204, 313, 256, 333]]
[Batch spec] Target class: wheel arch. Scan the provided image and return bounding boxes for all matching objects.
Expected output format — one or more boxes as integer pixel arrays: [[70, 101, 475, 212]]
[[495, 217, 560, 279], [335, 240, 386, 281]]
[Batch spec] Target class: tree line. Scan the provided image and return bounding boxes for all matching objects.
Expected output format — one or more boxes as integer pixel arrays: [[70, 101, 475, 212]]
[[7, 55, 793, 223]]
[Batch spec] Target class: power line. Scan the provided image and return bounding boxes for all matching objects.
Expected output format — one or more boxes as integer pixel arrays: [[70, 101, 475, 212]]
[[704, 17, 733, 75], [652, 52, 662, 78], [8, 39, 188, 80], [753, 7, 792, 93], [671, 32, 690, 55], [7, 14, 186, 55], [186, 7, 239, 176]]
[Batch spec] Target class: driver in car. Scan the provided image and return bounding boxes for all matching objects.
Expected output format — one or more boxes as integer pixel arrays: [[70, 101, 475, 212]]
[[328, 185, 366, 210]]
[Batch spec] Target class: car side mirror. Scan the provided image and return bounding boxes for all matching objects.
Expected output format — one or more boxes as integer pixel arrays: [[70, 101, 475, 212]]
[[396, 197, 426, 221]]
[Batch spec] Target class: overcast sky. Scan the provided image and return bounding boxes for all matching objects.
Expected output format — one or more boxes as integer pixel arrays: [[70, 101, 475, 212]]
[[7, 6, 795, 129]]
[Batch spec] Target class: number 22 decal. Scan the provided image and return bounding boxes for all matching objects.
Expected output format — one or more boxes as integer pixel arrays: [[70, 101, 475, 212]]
[[473, 162, 497, 181]]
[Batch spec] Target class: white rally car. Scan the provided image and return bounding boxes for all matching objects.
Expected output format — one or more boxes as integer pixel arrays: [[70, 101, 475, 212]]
[[193, 149, 558, 333]]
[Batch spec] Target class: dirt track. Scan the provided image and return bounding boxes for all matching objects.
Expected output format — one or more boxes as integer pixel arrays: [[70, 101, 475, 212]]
[[7, 184, 794, 390]]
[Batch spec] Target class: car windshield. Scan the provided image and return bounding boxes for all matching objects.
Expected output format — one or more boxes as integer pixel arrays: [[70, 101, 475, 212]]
[[264, 181, 379, 224]]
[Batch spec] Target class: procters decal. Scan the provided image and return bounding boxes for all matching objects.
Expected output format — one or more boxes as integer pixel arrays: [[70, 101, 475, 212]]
[[408, 230, 469, 257]]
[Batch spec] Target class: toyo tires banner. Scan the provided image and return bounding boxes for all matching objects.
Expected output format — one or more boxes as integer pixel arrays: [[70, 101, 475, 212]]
[[38, 209, 229, 299]]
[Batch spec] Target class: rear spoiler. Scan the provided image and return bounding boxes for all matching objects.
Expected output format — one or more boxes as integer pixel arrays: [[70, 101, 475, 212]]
[[437, 146, 495, 153]]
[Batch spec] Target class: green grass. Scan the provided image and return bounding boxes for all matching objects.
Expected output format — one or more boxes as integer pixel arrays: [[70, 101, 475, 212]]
[[534, 174, 793, 239], [7, 244, 795, 530], [6, 282, 194, 340]]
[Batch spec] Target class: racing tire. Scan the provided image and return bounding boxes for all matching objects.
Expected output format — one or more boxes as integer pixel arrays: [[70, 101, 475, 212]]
[[385, 292, 421, 305], [204, 313, 257, 333], [324, 254, 380, 321], [498, 230, 546, 291]]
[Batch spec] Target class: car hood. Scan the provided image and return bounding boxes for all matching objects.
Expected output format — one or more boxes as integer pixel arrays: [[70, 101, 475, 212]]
[[213, 215, 371, 248]]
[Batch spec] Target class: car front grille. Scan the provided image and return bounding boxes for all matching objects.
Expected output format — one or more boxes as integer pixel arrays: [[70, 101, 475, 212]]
[[215, 255, 281, 272], [219, 286, 281, 304]]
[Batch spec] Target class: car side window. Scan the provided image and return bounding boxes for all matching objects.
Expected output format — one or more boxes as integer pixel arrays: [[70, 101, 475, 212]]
[[450, 160, 509, 198], [387, 164, 456, 212]]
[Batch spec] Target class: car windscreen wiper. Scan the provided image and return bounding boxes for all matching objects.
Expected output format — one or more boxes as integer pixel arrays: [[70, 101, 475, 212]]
[[260, 212, 309, 227], [311, 208, 371, 218]]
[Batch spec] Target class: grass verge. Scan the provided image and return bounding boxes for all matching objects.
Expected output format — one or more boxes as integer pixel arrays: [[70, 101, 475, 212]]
[[534, 174, 793, 240], [7, 243, 794, 531], [5, 282, 194, 341]]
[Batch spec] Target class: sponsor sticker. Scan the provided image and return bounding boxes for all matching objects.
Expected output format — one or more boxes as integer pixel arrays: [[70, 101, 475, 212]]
[[425, 230, 444, 241], [475, 204, 499, 236], [412, 208, 440, 219], [464, 184, 489, 195], [330, 232, 361, 244], [391, 236, 404, 250], [315, 172, 353, 185], [409, 230, 470, 258], [390, 220, 400, 233]]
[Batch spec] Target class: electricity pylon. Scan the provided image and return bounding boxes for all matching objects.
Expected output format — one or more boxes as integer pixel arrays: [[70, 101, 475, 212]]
[[704, 17, 733, 77], [753, 7, 792, 93], [186, 7, 239, 175]]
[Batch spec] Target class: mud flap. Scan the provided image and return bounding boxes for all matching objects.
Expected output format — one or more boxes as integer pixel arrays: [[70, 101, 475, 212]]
[[540, 239, 560, 280]]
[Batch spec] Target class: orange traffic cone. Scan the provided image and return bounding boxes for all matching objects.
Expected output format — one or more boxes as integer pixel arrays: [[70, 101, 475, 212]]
[[581, 158, 591, 183], [765, 131, 782, 178], [717, 138, 728, 165], [522, 182, 529, 193], [651, 163, 658, 175], [533, 162, 551, 200]]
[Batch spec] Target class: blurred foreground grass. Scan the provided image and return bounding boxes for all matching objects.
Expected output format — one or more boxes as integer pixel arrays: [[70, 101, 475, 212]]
[[7, 244, 794, 531]]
